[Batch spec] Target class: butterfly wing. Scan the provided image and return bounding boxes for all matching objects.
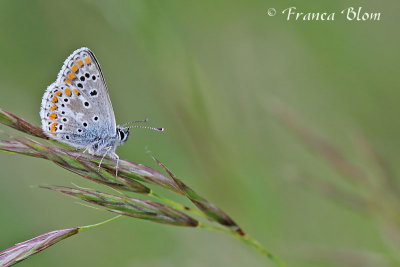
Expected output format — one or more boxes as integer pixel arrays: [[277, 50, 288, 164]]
[[40, 47, 117, 148]]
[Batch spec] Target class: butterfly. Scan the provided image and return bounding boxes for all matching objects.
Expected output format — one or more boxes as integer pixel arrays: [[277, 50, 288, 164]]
[[40, 47, 163, 171]]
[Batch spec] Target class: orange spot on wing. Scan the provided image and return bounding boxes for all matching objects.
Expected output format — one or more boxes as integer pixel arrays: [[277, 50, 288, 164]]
[[71, 64, 79, 73], [73, 89, 81, 96], [65, 79, 72, 84], [68, 72, 76, 80], [64, 88, 72, 96], [77, 60, 84, 66], [50, 122, 58, 132], [49, 113, 57, 120], [84, 57, 91, 64], [52, 96, 58, 103], [50, 104, 58, 111], [55, 91, 62, 96]]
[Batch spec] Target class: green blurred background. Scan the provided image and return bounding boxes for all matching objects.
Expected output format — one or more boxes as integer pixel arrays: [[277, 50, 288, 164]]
[[0, 1, 398, 266]]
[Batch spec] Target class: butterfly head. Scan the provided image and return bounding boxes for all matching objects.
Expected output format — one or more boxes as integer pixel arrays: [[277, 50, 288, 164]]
[[116, 127, 130, 145]]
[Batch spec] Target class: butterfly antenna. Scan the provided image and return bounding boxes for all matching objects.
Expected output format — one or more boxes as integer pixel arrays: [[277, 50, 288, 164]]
[[121, 119, 149, 127], [127, 125, 164, 132]]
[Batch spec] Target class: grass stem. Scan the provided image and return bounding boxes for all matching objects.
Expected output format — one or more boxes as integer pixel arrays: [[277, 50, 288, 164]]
[[199, 223, 286, 267], [80, 215, 122, 231]]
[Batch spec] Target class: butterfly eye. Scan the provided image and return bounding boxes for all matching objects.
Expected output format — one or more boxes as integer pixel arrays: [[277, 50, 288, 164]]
[[119, 131, 125, 140]]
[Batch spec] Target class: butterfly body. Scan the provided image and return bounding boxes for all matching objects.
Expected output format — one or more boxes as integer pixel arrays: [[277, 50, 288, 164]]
[[40, 47, 130, 160]]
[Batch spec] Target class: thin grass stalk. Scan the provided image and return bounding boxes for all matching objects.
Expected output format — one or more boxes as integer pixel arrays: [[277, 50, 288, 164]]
[[199, 224, 287, 267]]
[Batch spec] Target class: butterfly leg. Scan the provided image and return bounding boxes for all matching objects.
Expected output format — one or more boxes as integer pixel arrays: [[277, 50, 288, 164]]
[[75, 146, 90, 160], [108, 151, 120, 177], [97, 146, 113, 171]]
